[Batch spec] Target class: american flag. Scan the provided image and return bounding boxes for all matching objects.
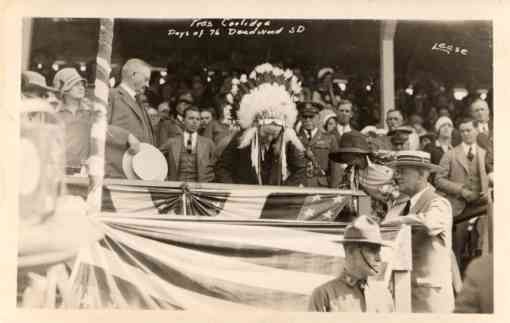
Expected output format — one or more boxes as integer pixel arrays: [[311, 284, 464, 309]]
[[56, 178, 404, 310], [65, 177, 360, 221]]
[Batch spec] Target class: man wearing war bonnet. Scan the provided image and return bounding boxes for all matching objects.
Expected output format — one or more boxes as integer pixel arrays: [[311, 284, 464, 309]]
[[215, 63, 306, 186]]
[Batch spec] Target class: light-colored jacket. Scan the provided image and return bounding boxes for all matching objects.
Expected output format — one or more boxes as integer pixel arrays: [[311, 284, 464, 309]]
[[434, 144, 489, 217], [384, 185, 454, 313]]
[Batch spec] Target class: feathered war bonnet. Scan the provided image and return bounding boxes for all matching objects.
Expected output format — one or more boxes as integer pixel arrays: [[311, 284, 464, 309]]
[[227, 63, 305, 183]]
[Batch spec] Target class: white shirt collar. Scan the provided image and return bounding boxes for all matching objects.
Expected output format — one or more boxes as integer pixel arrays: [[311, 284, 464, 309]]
[[410, 184, 430, 209], [176, 114, 184, 122], [461, 142, 477, 156], [337, 124, 351, 135], [183, 131, 198, 151], [120, 83, 137, 100], [480, 123, 490, 133], [306, 127, 318, 137]]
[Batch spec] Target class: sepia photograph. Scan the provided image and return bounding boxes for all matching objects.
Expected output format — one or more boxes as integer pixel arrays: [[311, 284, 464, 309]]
[[5, 3, 502, 320]]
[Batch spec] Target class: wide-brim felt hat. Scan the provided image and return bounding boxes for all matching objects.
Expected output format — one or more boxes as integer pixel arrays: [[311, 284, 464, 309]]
[[122, 143, 168, 181], [329, 130, 370, 162], [387, 150, 443, 173], [338, 215, 393, 247]]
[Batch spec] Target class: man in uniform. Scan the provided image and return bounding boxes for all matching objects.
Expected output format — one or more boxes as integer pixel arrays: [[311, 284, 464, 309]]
[[297, 101, 341, 188], [382, 150, 454, 313], [308, 215, 394, 312]]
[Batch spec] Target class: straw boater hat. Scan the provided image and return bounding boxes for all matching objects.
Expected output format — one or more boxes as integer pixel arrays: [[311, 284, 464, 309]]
[[339, 215, 392, 247], [387, 150, 443, 173], [328, 131, 370, 163], [122, 143, 168, 181]]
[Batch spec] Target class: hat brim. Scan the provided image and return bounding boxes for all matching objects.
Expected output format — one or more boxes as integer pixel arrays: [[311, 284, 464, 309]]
[[387, 160, 443, 173], [329, 149, 370, 162], [26, 82, 58, 93], [388, 129, 413, 136], [122, 143, 168, 180], [338, 238, 393, 248], [61, 77, 86, 92]]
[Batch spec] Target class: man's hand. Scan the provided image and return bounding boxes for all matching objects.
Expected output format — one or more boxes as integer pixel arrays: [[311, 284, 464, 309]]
[[461, 188, 479, 203], [127, 133, 141, 155]]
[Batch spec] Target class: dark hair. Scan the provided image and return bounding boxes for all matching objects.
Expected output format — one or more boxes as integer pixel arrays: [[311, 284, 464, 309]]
[[457, 117, 476, 128], [386, 109, 403, 118], [201, 107, 217, 119], [183, 106, 200, 118]]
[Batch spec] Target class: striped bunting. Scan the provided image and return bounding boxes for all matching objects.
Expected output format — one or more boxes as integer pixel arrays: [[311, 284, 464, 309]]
[[65, 179, 352, 221], [63, 215, 402, 310]]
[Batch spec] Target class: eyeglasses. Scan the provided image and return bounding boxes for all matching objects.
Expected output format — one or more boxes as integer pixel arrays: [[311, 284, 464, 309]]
[[302, 115, 315, 119]]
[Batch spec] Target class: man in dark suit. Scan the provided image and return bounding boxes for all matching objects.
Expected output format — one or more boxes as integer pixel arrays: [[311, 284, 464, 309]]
[[105, 58, 154, 178], [470, 99, 493, 171], [435, 117, 492, 270], [157, 92, 194, 145], [199, 107, 229, 145], [160, 107, 216, 183], [216, 124, 306, 186]]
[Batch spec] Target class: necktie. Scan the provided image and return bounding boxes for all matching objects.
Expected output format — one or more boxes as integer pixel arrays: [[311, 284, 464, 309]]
[[305, 129, 312, 140], [135, 94, 152, 141], [185, 132, 193, 154], [467, 146, 474, 161], [401, 200, 411, 216], [357, 279, 367, 292]]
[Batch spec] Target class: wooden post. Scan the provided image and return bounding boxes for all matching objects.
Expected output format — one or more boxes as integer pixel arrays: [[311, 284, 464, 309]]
[[86, 19, 114, 215], [357, 195, 371, 216], [22, 18, 34, 71], [379, 21, 397, 129], [391, 225, 412, 312]]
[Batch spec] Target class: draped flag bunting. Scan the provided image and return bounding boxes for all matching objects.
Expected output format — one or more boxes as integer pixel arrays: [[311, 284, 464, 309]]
[[21, 178, 407, 310], [65, 178, 365, 221], [63, 215, 403, 310]]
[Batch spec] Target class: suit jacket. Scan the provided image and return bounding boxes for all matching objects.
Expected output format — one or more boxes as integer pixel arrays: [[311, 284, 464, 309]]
[[160, 134, 216, 183], [298, 128, 342, 188], [105, 86, 155, 178], [215, 131, 306, 186], [454, 254, 493, 313], [158, 116, 185, 146], [434, 144, 489, 217], [384, 185, 454, 313], [199, 120, 229, 144]]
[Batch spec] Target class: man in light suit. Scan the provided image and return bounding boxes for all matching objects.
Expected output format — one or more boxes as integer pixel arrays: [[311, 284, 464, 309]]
[[160, 107, 216, 183], [382, 151, 454, 313], [435, 117, 491, 269], [105, 58, 154, 178]]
